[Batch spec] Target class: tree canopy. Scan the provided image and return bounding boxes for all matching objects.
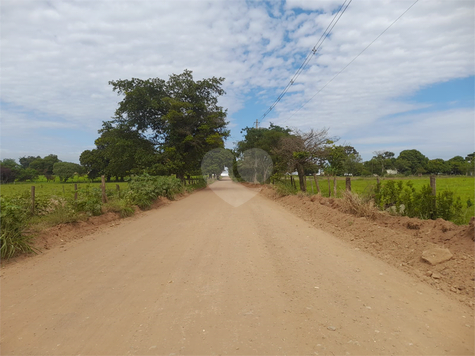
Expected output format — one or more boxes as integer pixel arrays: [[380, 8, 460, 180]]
[[107, 70, 229, 179], [236, 123, 291, 176], [80, 124, 158, 180], [53, 162, 84, 182]]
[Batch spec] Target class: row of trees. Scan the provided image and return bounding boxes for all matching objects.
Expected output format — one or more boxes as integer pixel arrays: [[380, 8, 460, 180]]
[[1, 70, 472, 187], [233, 124, 475, 192], [364, 150, 474, 176], [0, 155, 85, 183]]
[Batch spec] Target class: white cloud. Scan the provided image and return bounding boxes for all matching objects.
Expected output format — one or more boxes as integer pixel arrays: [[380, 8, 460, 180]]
[[0, 0, 473, 162]]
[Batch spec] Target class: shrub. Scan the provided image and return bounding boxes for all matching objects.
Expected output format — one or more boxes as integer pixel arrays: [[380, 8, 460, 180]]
[[74, 186, 103, 216], [125, 174, 183, 209], [0, 197, 36, 259], [375, 180, 464, 224]]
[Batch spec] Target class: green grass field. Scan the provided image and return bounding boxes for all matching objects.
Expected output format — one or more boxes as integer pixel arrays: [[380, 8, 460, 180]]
[[0, 181, 130, 199], [299, 175, 474, 224], [304, 175, 474, 202]]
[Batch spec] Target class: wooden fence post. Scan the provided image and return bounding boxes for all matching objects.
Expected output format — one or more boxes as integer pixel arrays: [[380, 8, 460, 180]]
[[31, 186, 35, 215], [327, 176, 331, 197], [116, 184, 120, 199], [346, 177, 351, 192], [313, 173, 320, 195], [101, 175, 108, 203], [74, 183, 78, 201], [333, 176, 337, 197]]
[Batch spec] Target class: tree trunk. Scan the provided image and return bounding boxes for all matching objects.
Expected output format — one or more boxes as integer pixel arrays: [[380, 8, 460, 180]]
[[333, 176, 337, 197], [177, 173, 185, 182], [296, 164, 306, 192]]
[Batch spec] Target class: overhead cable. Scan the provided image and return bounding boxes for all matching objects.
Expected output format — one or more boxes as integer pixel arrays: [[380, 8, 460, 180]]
[[258, 0, 353, 124], [287, 0, 420, 120]]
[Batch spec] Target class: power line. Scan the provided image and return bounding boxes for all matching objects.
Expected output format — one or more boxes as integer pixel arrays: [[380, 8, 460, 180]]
[[257, 0, 353, 126], [287, 0, 419, 121]]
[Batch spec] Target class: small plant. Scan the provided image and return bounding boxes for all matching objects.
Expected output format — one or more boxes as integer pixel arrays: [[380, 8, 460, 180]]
[[274, 180, 298, 196]]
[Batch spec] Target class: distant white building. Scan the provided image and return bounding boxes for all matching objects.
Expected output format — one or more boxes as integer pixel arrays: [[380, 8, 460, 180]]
[[386, 169, 398, 175]]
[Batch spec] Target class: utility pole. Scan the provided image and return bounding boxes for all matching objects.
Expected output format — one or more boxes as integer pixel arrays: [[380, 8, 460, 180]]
[[255, 119, 259, 129]]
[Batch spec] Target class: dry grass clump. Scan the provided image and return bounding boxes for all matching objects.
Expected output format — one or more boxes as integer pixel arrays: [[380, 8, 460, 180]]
[[342, 191, 378, 220]]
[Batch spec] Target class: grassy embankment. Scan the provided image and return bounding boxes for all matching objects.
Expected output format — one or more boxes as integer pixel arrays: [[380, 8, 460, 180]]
[[0, 175, 206, 259]]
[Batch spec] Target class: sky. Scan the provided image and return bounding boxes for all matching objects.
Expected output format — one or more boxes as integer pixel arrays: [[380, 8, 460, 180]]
[[1, 0, 474, 163]]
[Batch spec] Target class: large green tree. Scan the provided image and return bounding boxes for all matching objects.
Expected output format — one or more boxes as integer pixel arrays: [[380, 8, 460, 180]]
[[79, 149, 107, 180], [108, 70, 229, 180], [426, 159, 449, 174], [19, 156, 40, 169], [396, 149, 428, 175], [236, 123, 291, 176], [0, 159, 20, 183], [28, 154, 60, 175], [80, 125, 158, 181], [53, 162, 84, 182], [447, 156, 468, 175]]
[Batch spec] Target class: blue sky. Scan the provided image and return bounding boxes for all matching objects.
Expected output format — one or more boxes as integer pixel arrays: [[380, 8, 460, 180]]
[[1, 0, 474, 163]]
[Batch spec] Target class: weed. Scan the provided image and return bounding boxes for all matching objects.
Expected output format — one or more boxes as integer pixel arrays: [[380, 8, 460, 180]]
[[274, 181, 298, 196], [104, 200, 135, 218], [342, 191, 377, 219]]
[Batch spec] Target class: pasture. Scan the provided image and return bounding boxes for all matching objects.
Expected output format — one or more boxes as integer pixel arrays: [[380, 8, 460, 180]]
[[0, 181, 130, 199], [305, 175, 474, 203]]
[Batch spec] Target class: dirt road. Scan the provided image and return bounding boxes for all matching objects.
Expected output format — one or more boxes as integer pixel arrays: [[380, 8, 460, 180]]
[[1, 178, 473, 355]]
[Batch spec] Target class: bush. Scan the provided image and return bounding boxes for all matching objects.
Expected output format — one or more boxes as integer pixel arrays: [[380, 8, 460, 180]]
[[0, 197, 36, 259], [74, 186, 103, 216], [375, 180, 464, 224], [125, 174, 183, 209]]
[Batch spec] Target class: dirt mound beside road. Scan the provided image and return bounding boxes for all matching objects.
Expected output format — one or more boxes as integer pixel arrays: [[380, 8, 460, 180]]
[[261, 186, 475, 308]]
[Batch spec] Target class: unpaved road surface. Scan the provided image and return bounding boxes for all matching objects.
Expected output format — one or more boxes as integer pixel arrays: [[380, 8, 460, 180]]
[[1, 178, 473, 355]]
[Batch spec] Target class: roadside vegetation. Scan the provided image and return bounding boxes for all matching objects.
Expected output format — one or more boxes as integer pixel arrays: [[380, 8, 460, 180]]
[[0, 70, 225, 259], [232, 124, 474, 226], [1, 70, 473, 259]]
